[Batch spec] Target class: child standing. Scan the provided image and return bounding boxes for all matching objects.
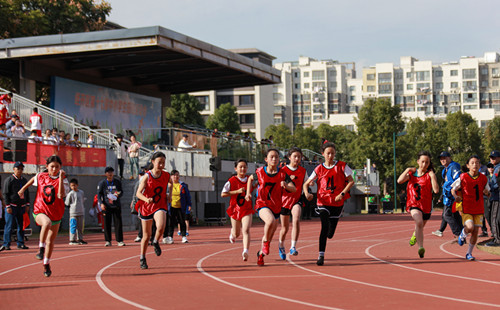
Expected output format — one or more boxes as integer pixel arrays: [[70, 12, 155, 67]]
[[222, 159, 255, 261], [246, 149, 296, 266], [65, 179, 87, 245], [18, 155, 69, 277], [303, 142, 354, 266], [397, 151, 439, 258], [135, 152, 171, 269], [278, 147, 307, 259], [452, 155, 490, 260]]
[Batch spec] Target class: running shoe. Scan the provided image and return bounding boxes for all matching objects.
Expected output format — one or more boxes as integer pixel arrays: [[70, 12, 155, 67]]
[[134, 236, 142, 242], [117, 242, 126, 247], [457, 235, 465, 246], [418, 247, 425, 258], [409, 233, 417, 246], [479, 231, 488, 237], [153, 241, 162, 256], [229, 233, 235, 244], [182, 236, 189, 243], [36, 247, 45, 260], [105, 241, 112, 247], [69, 241, 79, 245], [465, 253, 475, 261], [140, 258, 148, 269], [165, 237, 174, 244], [257, 251, 265, 266], [431, 230, 443, 237], [177, 231, 181, 236], [290, 247, 299, 256], [78, 240, 88, 245], [316, 256, 324, 266], [278, 246, 286, 260], [43, 264, 52, 277], [242, 251, 249, 261], [262, 241, 270, 256]]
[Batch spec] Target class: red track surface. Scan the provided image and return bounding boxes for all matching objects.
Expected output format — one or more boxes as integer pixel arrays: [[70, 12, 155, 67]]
[[1, 213, 499, 309]]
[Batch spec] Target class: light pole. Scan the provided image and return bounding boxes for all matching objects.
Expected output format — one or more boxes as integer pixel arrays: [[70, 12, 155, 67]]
[[393, 131, 406, 212]]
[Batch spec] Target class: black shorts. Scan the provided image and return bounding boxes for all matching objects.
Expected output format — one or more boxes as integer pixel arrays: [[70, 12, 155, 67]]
[[139, 209, 167, 221], [258, 207, 280, 219], [280, 207, 291, 216], [315, 205, 343, 218], [409, 207, 431, 221]]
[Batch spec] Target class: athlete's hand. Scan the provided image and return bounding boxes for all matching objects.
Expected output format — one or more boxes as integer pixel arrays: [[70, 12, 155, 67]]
[[237, 187, 245, 194], [408, 167, 417, 174], [147, 198, 153, 204], [281, 181, 286, 188], [245, 194, 252, 201], [454, 196, 462, 203], [59, 169, 66, 178], [290, 175, 296, 180], [101, 203, 106, 212], [18, 190, 24, 199], [6, 207, 12, 214], [305, 193, 313, 201], [335, 194, 343, 202]]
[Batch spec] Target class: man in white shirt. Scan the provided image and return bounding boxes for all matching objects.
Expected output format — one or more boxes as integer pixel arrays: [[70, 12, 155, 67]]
[[177, 134, 196, 152], [11, 120, 26, 137]]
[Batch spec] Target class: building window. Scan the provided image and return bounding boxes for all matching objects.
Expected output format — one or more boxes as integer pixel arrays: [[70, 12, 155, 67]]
[[273, 93, 280, 100], [367, 74, 375, 80], [416, 83, 430, 91], [493, 79, 499, 87], [330, 70, 337, 77], [303, 93, 311, 101], [329, 82, 337, 88], [463, 93, 477, 103], [481, 68, 488, 75], [312, 82, 325, 89], [435, 82, 443, 90], [395, 84, 403, 91], [378, 73, 392, 83], [407, 84, 413, 90], [463, 104, 476, 110], [450, 70, 458, 76], [462, 69, 476, 79], [304, 83, 310, 89], [239, 95, 254, 106], [406, 72, 412, 79], [492, 68, 500, 76], [434, 70, 443, 77], [274, 118, 282, 125], [450, 82, 459, 88], [303, 71, 309, 77], [345, 125, 354, 131], [463, 80, 477, 91], [295, 83, 300, 89], [294, 72, 299, 78], [395, 72, 403, 79], [195, 96, 209, 110], [349, 86, 356, 92], [312, 70, 325, 81], [304, 116, 311, 123], [378, 84, 392, 94], [217, 95, 233, 108], [415, 71, 430, 81], [350, 95, 356, 101], [239, 114, 255, 125], [481, 80, 489, 88], [304, 105, 310, 112], [367, 85, 376, 92]]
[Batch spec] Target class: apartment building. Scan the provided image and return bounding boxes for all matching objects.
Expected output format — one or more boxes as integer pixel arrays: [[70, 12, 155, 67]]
[[273, 57, 355, 131], [190, 49, 276, 141], [329, 52, 499, 129]]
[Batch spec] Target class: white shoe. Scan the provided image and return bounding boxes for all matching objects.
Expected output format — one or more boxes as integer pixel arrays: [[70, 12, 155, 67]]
[[229, 233, 235, 244], [105, 241, 111, 247], [134, 236, 141, 242], [242, 251, 249, 261], [432, 230, 443, 237], [165, 237, 174, 244], [117, 241, 126, 246], [182, 236, 188, 243]]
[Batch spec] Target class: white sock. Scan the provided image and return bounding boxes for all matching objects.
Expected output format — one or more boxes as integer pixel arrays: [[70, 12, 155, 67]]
[[39, 242, 46, 248], [279, 241, 283, 248], [43, 257, 50, 264], [319, 251, 325, 257], [243, 249, 248, 253], [460, 229, 467, 239], [140, 255, 145, 259], [467, 243, 474, 255], [153, 239, 158, 243], [291, 240, 297, 248]]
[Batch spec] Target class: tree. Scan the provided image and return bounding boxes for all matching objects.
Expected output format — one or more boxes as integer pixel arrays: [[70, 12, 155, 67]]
[[315, 123, 355, 163], [483, 116, 500, 158], [264, 124, 294, 148], [293, 124, 320, 152], [165, 94, 205, 128], [351, 98, 405, 193], [0, 0, 112, 39], [205, 102, 240, 133], [445, 111, 483, 165]]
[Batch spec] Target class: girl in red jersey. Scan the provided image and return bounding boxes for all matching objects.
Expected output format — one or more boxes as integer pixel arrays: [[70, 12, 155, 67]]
[[135, 152, 172, 269], [397, 151, 439, 259], [278, 147, 307, 259], [246, 149, 296, 266], [18, 155, 69, 277], [303, 142, 354, 266], [452, 155, 490, 260], [221, 159, 255, 261]]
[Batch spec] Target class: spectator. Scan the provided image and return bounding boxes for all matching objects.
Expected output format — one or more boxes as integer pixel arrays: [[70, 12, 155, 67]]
[[28, 130, 42, 143], [0, 162, 29, 251], [0, 123, 8, 141], [127, 135, 142, 179], [71, 134, 82, 148], [42, 129, 53, 145], [486, 150, 500, 247], [10, 120, 26, 137], [114, 134, 127, 179], [29, 107, 43, 136], [5, 113, 18, 130], [177, 134, 196, 151], [97, 167, 125, 247], [210, 128, 219, 157], [50, 128, 59, 145], [65, 179, 87, 245], [58, 131, 66, 146], [164, 170, 190, 244], [87, 133, 95, 148], [64, 133, 72, 145]]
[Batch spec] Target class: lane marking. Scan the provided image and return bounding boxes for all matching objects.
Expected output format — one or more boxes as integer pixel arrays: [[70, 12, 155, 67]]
[[439, 241, 500, 267]]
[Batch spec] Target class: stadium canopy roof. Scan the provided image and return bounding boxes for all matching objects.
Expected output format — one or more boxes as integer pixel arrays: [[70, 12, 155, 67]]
[[0, 26, 280, 95]]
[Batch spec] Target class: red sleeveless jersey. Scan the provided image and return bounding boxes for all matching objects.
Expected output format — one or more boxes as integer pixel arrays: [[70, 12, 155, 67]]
[[226, 175, 254, 221], [282, 165, 307, 209], [34, 172, 66, 221], [315, 161, 351, 207], [255, 166, 288, 214], [406, 171, 433, 213], [136, 170, 170, 217], [460, 173, 488, 215]]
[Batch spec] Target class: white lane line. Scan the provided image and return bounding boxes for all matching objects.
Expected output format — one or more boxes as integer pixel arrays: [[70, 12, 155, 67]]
[[0, 279, 96, 286], [364, 239, 500, 285], [197, 247, 344, 310], [219, 275, 322, 279], [439, 241, 500, 267]]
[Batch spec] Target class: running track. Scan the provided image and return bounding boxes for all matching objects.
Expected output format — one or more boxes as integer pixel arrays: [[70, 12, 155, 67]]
[[1, 213, 499, 309]]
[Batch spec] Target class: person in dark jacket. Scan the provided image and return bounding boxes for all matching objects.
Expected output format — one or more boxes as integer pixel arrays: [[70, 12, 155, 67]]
[[1, 162, 29, 251], [97, 167, 125, 247]]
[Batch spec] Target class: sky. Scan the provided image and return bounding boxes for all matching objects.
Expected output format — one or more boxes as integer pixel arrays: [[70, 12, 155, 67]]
[[107, 0, 500, 70]]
